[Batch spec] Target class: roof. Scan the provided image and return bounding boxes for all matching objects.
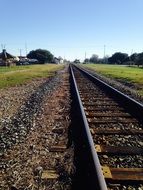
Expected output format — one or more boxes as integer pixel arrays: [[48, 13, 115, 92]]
[[54, 57, 60, 60], [0, 49, 15, 60]]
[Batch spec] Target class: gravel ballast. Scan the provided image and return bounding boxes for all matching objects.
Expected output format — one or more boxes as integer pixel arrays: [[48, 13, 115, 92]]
[[0, 66, 75, 190]]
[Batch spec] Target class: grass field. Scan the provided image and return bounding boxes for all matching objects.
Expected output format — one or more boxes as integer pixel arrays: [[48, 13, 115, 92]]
[[82, 64, 143, 96], [0, 64, 64, 89]]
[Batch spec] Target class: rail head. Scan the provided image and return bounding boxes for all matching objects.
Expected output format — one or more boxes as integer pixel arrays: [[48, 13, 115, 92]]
[[70, 64, 108, 190]]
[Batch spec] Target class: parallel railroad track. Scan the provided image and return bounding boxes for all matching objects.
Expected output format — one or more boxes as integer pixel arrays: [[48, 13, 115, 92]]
[[70, 64, 143, 190]]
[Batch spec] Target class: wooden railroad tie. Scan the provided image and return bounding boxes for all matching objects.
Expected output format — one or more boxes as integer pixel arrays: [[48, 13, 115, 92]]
[[56, 95, 66, 98], [88, 118, 137, 124], [52, 127, 65, 134], [81, 97, 111, 101], [102, 167, 143, 181], [95, 145, 143, 155], [84, 106, 125, 111], [49, 145, 67, 152], [86, 112, 131, 118], [90, 128, 143, 135], [41, 170, 59, 180], [83, 102, 118, 106]]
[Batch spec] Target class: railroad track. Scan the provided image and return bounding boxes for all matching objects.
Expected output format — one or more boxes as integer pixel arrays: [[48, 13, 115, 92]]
[[70, 64, 143, 190]]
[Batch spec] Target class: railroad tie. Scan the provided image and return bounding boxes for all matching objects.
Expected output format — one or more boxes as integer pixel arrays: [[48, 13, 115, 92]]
[[95, 144, 143, 155], [102, 167, 143, 181]]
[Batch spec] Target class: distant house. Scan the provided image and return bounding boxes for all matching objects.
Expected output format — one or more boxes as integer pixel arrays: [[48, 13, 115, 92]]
[[53, 57, 64, 64], [0, 49, 16, 66], [53, 57, 60, 64], [58, 56, 64, 64], [18, 56, 27, 61], [17, 56, 28, 65], [74, 59, 80, 64], [27, 58, 39, 64], [17, 56, 39, 65]]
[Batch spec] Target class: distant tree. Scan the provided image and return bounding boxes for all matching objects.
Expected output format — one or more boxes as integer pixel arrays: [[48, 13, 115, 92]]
[[102, 55, 109, 64], [108, 52, 128, 64], [130, 53, 138, 62], [136, 53, 143, 67], [127, 53, 138, 66], [124, 56, 130, 63], [84, 58, 90, 63], [89, 54, 99, 63], [27, 49, 54, 63]]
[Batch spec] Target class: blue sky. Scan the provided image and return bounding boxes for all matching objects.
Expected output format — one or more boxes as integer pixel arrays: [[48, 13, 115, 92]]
[[0, 0, 143, 61]]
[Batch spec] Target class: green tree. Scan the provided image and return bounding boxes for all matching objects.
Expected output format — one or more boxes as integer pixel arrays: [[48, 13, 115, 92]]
[[89, 54, 99, 63], [84, 58, 90, 63], [130, 53, 138, 62], [108, 52, 128, 64], [136, 53, 143, 67], [27, 49, 54, 63]]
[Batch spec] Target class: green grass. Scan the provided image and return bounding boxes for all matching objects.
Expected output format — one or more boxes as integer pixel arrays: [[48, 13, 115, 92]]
[[82, 64, 143, 96], [0, 65, 30, 73], [0, 64, 64, 89]]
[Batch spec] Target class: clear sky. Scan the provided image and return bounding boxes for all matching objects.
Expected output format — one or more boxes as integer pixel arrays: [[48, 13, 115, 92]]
[[0, 0, 143, 61]]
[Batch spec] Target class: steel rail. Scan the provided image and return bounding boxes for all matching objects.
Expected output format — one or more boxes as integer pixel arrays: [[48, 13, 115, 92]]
[[74, 64, 143, 124], [70, 65, 108, 190]]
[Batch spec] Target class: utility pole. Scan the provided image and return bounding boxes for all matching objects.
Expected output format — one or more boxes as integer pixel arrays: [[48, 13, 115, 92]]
[[1, 44, 6, 51], [25, 43, 28, 56], [19, 49, 22, 57], [84, 52, 86, 63], [104, 45, 106, 58], [104, 45, 106, 63]]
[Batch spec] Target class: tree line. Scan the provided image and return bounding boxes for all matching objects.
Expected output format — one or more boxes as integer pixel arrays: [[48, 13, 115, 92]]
[[84, 52, 143, 67], [26, 49, 143, 66], [27, 49, 54, 64]]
